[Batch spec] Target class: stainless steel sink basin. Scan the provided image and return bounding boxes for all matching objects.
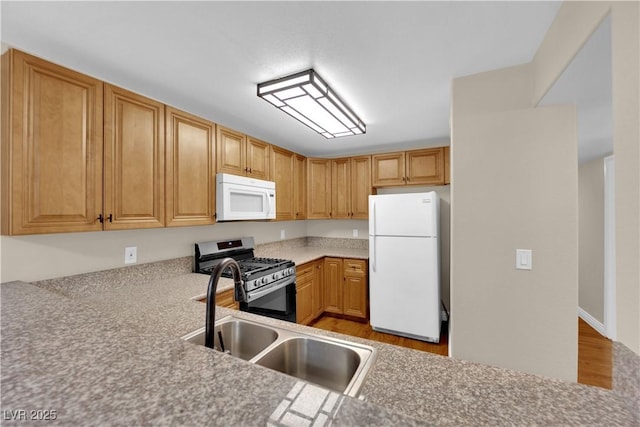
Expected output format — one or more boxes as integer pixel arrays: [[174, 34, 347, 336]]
[[254, 337, 372, 395], [182, 317, 279, 361], [182, 315, 376, 397]]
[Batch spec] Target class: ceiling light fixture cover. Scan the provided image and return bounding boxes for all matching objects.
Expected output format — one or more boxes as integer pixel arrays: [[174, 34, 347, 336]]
[[257, 69, 365, 139]]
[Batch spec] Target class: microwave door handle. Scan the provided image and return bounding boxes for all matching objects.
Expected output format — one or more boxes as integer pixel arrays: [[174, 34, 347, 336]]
[[267, 189, 274, 216]]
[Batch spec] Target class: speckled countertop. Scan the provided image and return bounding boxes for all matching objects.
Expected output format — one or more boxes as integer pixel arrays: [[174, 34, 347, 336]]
[[2, 241, 638, 426]]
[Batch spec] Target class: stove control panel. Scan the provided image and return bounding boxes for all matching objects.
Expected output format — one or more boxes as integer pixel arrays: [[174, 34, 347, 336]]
[[245, 266, 296, 292]]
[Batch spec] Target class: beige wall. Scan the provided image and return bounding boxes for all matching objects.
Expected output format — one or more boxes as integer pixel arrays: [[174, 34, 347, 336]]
[[0, 221, 307, 283], [579, 157, 605, 323], [532, 1, 639, 354], [450, 100, 578, 381]]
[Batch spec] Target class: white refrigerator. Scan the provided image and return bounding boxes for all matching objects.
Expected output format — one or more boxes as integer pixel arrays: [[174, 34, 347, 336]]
[[368, 192, 441, 343]]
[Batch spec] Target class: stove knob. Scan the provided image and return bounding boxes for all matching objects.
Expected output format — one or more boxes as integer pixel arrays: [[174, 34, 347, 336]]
[[289, 268, 295, 276], [272, 273, 278, 280], [262, 277, 268, 284]]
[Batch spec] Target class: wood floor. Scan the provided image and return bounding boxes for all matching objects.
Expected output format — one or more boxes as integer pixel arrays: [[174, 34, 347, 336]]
[[310, 315, 449, 356], [578, 317, 612, 389], [310, 315, 612, 389]]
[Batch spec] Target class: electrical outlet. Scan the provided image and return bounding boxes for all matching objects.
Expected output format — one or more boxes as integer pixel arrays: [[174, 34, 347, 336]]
[[280, 229, 286, 240], [125, 246, 137, 264], [352, 229, 359, 237]]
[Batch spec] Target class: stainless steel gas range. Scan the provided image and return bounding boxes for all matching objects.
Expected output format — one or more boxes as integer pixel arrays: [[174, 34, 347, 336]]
[[194, 237, 296, 322]]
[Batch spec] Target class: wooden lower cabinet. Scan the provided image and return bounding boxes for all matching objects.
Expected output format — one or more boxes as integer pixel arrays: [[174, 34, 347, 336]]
[[342, 259, 368, 318], [199, 288, 239, 309], [296, 261, 321, 325], [312, 260, 324, 319], [323, 257, 368, 319]]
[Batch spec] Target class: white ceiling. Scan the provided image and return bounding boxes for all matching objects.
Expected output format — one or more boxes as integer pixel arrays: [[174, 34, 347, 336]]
[[1, 1, 562, 157]]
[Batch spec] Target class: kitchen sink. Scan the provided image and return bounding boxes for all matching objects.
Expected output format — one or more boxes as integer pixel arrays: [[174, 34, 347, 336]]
[[254, 337, 367, 395], [182, 318, 279, 361], [182, 316, 376, 397]]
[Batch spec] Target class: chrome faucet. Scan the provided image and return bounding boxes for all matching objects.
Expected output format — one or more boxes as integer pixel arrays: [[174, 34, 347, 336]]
[[205, 258, 246, 349]]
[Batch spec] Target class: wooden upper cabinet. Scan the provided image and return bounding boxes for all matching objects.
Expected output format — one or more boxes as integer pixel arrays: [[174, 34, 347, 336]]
[[444, 146, 450, 185], [331, 158, 351, 219], [1, 49, 104, 235], [104, 84, 165, 230], [216, 126, 245, 176], [350, 156, 372, 219], [371, 152, 405, 187], [406, 148, 444, 185], [246, 137, 270, 180], [307, 158, 332, 219], [270, 145, 295, 220], [294, 154, 307, 220], [165, 107, 216, 227], [217, 126, 269, 179], [372, 148, 444, 187]]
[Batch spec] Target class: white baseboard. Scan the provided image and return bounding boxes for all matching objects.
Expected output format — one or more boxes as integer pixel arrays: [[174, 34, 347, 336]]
[[578, 307, 606, 337]]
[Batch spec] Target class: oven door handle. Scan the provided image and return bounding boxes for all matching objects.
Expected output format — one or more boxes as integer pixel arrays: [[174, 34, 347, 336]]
[[245, 277, 295, 303]]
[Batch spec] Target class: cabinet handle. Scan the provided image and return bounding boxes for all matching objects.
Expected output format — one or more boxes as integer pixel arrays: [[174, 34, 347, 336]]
[[407, 176, 410, 182], [244, 167, 248, 172], [97, 214, 113, 223], [249, 168, 252, 173]]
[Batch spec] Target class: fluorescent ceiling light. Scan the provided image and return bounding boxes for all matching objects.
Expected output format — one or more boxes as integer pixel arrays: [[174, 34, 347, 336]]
[[258, 69, 365, 139]]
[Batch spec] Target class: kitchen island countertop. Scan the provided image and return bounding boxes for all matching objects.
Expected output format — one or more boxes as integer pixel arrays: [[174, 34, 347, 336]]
[[1, 245, 636, 426]]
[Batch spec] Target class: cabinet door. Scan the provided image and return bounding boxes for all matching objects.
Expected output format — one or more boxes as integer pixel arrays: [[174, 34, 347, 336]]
[[331, 158, 351, 219], [216, 126, 245, 175], [444, 146, 450, 185], [307, 158, 332, 219], [2, 50, 104, 235], [324, 257, 343, 314], [372, 152, 405, 187], [296, 262, 315, 325], [165, 107, 216, 227], [343, 259, 367, 319], [215, 288, 239, 309], [294, 154, 307, 220], [104, 84, 165, 230], [246, 137, 270, 179], [350, 156, 372, 219], [271, 145, 295, 220], [406, 148, 445, 185], [312, 259, 324, 318]]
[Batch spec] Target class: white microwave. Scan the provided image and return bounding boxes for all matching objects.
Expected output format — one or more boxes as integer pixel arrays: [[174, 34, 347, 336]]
[[216, 173, 276, 221]]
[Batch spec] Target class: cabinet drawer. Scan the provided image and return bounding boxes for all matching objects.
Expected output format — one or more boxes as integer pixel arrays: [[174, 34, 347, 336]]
[[344, 259, 366, 275], [296, 262, 315, 281]]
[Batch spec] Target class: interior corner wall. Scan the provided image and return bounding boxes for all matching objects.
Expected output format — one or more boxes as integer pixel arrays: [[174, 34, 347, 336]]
[[532, 0, 639, 354], [579, 157, 605, 323], [450, 75, 578, 381]]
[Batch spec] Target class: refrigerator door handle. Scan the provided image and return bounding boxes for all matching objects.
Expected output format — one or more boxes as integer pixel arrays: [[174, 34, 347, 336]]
[[371, 200, 376, 272], [371, 200, 376, 236], [372, 236, 376, 272]]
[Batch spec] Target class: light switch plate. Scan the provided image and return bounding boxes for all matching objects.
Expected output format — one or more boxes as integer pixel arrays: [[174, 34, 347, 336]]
[[125, 246, 137, 264], [352, 229, 358, 237], [280, 229, 286, 240], [516, 249, 532, 270]]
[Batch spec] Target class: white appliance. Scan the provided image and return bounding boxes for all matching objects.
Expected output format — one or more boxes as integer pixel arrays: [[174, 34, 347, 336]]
[[369, 192, 441, 343], [216, 173, 276, 221]]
